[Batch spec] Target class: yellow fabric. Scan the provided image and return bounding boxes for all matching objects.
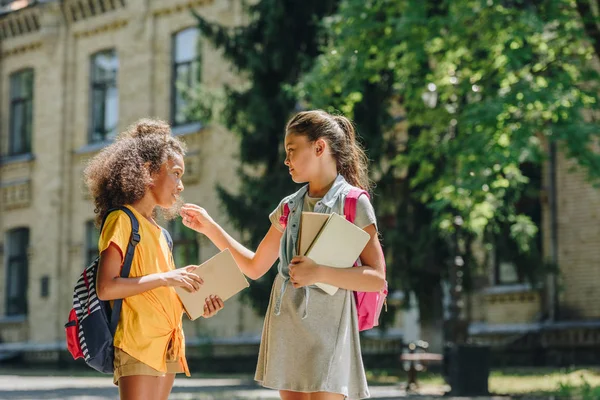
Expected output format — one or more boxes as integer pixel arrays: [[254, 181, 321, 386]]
[[98, 205, 189, 376]]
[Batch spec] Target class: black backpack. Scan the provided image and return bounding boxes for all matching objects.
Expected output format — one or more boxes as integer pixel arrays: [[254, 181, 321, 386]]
[[64, 207, 172, 373]]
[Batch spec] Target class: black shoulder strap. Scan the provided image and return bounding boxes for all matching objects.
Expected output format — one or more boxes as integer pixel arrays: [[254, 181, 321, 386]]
[[102, 206, 140, 335], [161, 227, 173, 251]]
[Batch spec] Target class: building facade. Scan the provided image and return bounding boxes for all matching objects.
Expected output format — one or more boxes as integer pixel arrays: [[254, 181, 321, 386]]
[[468, 147, 600, 363], [0, 0, 266, 350]]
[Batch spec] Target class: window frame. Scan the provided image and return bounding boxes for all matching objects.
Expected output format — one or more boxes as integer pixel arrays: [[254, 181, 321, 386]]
[[5, 227, 29, 316], [89, 49, 119, 144], [168, 220, 199, 268], [171, 27, 202, 127], [8, 68, 34, 156]]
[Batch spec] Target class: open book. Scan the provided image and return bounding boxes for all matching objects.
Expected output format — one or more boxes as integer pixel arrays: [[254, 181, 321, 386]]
[[175, 249, 249, 320], [301, 212, 370, 295]]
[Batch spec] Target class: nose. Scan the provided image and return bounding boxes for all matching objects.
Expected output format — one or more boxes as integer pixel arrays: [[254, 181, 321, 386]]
[[177, 180, 184, 192], [284, 155, 290, 167]]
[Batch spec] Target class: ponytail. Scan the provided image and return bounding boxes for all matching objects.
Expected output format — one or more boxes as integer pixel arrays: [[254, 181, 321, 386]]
[[333, 115, 371, 192]]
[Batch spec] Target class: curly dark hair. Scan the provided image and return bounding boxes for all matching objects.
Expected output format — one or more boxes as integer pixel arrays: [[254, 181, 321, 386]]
[[84, 118, 187, 226]]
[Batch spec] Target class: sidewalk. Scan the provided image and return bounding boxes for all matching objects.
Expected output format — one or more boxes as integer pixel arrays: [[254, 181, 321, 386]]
[[0, 373, 512, 400]]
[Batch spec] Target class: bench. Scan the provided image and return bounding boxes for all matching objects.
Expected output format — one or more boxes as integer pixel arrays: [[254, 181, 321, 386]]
[[399, 340, 443, 389]]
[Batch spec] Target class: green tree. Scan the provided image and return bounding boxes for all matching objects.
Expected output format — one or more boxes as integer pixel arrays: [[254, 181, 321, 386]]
[[192, 1, 338, 314], [300, 0, 600, 339]]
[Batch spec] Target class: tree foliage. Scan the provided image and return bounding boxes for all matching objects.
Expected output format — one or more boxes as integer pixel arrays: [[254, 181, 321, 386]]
[[193, 0, 338, 314], [299, 0, 600, 325]]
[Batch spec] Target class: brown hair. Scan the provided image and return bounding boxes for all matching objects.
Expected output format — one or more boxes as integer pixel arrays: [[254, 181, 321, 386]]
[[84, 118, 187, 226], [286, 110, 371, 191]]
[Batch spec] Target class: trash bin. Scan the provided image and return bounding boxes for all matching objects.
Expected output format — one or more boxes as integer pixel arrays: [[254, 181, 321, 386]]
[[445, 344, 490, 396]]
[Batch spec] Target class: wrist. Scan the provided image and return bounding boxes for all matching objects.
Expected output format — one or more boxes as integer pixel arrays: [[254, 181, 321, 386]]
[[158, 272, 169, 287], [204, 221, 220, 239], [315, 264, 327, 283]]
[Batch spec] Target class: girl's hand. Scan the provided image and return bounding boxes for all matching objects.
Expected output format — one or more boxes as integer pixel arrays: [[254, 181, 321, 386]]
[[289, 256, 322, 289], [202, 295, 224, 318], [161, 266, 203, 292], [180, 204, 216, 234]]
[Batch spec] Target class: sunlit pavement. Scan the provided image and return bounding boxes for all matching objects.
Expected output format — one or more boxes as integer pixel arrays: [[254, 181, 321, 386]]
[[0, 374, 515, 399], [0, 374, 406, 400]]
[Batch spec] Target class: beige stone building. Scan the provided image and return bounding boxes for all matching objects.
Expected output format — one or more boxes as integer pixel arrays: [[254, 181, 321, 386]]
[[0, 0, 267, 352], [468, 147, 600, 362]]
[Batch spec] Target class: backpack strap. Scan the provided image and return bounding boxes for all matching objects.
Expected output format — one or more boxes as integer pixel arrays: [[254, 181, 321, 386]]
[[279, 203, 291, 230], [344, 188, 369, 223], [161, 227, 173, 251], [103, 206, 140, 335]]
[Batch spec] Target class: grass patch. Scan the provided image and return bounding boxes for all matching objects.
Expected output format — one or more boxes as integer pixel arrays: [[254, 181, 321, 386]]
[[366, 367, 600, 395], [490, 367, 600, 395]]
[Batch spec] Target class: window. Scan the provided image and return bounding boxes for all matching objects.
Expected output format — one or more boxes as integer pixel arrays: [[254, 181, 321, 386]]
[[168, 220, 199, 268], [493, 162, 542, 285], [171, 28, 202, 126], [9, 69, 34, 156], [90, 50, 118, 143], [5, 228, 29, 316], [85, 220, 100, 265]]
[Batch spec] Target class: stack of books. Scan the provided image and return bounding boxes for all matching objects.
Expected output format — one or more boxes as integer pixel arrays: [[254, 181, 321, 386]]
[[299, 212, 370, 295]]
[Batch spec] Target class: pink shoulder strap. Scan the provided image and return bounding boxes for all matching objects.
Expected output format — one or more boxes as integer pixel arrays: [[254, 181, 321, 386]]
[[279, 203, 291, 229], [344, 188, 369, 223]]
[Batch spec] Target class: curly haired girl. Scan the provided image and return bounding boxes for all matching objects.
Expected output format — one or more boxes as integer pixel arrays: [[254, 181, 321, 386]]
[[85, 118, 224, 400]]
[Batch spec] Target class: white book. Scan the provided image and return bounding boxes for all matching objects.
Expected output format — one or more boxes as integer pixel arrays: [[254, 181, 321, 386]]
[[175, 249, 249, 320], [304, 212, 370, 295]]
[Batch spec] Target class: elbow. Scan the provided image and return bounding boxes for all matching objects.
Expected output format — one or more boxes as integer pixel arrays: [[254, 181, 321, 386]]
[[375, 273, 387, 293], [96, 282, 111, 301]]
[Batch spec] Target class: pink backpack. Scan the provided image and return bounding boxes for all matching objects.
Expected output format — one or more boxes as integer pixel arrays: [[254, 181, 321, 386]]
[[344, 188, 388, 331], [280, 188, 388, 331]]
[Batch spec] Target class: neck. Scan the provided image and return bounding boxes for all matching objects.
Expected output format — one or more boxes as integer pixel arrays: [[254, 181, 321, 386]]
[[307, 169, 338, 197], [131, 194, 157, 220]]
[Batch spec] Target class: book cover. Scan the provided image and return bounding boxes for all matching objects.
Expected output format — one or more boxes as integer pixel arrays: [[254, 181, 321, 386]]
[[175, 249, 249, 320], [298, 212, 330, 256], [304, 213, 370, 295]]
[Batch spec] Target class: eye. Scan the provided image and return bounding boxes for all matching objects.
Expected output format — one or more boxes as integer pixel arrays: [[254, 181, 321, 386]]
[[174, 171, 181, 177]]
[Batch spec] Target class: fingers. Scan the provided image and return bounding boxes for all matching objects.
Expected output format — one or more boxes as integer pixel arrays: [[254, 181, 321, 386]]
[[181, 204, 204, 215], [290, 256, 303, 264], [188, 273, 203, 290], [177, 268, 203, 291], [203, 295, 223, 318]]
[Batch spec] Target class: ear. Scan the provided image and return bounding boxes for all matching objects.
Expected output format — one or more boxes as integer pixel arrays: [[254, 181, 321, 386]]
[[145, 162, 156, 186], [314, 138, 327, 157]]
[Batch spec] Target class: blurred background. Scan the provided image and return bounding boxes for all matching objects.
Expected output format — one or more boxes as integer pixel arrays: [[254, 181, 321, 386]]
[[1, 0, 600, 398]]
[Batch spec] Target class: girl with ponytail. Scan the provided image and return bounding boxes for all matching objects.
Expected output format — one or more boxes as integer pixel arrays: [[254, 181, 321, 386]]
[[181, 110, 385, 400]]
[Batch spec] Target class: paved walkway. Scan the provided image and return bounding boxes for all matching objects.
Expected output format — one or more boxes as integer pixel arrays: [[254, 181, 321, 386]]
[[0, 374, 512, 400]]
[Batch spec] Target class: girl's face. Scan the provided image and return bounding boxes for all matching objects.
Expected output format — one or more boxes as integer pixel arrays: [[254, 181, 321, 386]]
[[150, 153, 185, 208], [284, 133, 323, 183]]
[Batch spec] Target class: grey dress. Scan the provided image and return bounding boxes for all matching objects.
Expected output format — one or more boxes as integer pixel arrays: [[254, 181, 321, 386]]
[[255, 175, 374, 399]]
